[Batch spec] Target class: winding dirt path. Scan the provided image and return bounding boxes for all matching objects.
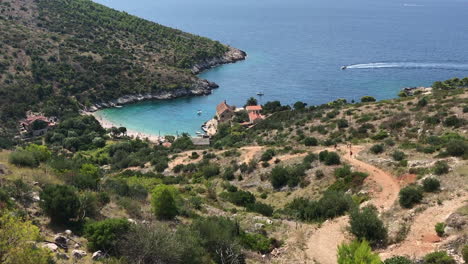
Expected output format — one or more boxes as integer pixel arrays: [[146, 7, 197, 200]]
[[380, 195, 468, 260], [304, 145, 400, 264]]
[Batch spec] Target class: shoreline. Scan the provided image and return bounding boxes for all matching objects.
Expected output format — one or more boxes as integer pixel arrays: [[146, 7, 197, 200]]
[[84, 47, 247, 113], [85, 111, 164, 143]]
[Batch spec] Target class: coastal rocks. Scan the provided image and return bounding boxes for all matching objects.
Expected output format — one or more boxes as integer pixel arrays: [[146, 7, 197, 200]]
[[86, 83, 217, 113], [191, 46, 247, 74]]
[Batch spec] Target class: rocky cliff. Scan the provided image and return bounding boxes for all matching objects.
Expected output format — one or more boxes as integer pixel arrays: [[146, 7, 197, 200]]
[[191, 46, 247, 74]]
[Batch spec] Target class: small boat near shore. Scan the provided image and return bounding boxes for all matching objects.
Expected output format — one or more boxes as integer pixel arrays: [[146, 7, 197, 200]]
[[197, 110, 202, 115], [256, 91, 264, 96], [341, 66, 347, 70]]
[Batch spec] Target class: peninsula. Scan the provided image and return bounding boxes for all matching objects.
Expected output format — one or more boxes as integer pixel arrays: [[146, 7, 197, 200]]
[[0, 0, 245, 135]]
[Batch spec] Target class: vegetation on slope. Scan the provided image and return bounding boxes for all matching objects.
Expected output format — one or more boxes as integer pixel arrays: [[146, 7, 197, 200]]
[[0, 0, 229, 134]]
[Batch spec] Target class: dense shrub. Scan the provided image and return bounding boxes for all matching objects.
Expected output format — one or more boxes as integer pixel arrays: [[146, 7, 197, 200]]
[[349, 206, 388, 247], [269, 164, 306, 189], [384, 256, 413, 264], [240, 232, 273, 254], [304, 137, 318, 146], [202, 164, 221, 178], [287, 191, 353, 222], [117, 223, 205, 264], [151, 185, 179, 220], [433, 161, 449, 175], [337, 119, 349, 129], [422, 178, 440, 192], [445, 140, 467, 157], [399, 185, 423, 208], [361, 96, 377, 103], [85, 218, 131, 254], [9, 151, 38, 167], [246, 202, 274, 216], [443, 115, 463, 127], [261, 149, 276, 162], [190, 216, 245, 264], [337, 240, 381, 264], [319, 151, 341, 166], [435, 222, 445, 237], [423, 251, 456, 264], [39, 184, 80, 223], [392, 150, 406, 161], [370, 144, 384, 154], [221, 190, 255, 206]]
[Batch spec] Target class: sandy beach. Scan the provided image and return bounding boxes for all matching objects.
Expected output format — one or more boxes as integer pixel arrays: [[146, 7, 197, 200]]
[[83, 111, 164, 143]]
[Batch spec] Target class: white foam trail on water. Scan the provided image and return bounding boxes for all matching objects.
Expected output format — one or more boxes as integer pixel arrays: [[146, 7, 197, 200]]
[[346, 62, 468, 70]]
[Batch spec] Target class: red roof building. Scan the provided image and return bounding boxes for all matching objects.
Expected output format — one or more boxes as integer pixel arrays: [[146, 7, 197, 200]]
[[216, 100, 235, 122], [246, 105, 264, 124]]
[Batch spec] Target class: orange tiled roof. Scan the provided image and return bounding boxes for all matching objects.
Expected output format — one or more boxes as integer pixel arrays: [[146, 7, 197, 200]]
[[216, 101, 232, 115], [246, 105, 262, 111]]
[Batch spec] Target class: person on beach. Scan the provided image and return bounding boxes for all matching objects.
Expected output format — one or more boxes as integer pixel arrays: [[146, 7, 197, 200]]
[[334, 143, 338, 150], [350, 150, 353, 157]]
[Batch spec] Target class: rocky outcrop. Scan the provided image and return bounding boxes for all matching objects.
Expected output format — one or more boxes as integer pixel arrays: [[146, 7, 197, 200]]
[[85, 79, 218, 112], [191, 46, 247, 74]]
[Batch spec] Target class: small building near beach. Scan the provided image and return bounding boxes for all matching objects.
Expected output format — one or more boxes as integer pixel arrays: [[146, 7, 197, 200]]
[[216, 100, 235, 123], [19, 113, 57, 137], [246, 105, 265, 124]]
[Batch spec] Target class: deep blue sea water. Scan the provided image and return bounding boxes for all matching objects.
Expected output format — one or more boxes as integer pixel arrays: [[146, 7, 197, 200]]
[[94, 0, 468, 136]]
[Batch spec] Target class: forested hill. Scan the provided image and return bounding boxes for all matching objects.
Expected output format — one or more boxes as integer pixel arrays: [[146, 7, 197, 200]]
[[0, 0, 242, 133]]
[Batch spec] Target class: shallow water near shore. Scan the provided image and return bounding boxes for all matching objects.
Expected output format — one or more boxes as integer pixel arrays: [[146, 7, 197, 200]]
[[94, 0, 468, 136]]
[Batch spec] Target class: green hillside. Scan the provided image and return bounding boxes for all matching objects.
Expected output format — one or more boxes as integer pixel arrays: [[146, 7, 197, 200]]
[[0, 0, 233, 133]]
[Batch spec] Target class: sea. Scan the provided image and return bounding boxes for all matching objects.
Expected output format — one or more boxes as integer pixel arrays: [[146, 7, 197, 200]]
[[93, 0, 468, 136]]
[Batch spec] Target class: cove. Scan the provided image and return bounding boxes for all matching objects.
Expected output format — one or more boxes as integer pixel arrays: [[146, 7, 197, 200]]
[[94, 0, 468, 136]]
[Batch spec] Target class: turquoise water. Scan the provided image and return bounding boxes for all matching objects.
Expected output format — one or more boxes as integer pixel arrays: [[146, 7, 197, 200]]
[[94, 0, 468, 136]]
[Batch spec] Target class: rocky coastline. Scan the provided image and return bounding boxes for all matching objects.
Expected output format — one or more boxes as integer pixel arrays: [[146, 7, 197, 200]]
[[191, 46, 247, 74], [85, 46, 246, 112]]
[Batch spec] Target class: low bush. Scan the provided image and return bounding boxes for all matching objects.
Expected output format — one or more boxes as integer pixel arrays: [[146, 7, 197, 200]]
[[240, 232, 273, 254], [392, 151, 406, 161], [433, 161, 449, 175], [399, 185, 423, 208], [246, 202, 274, 216], [384, 256, 413, 264], [287, 191, 353, 222], [261, 149, 276, 162], [151, 185, 179, 220], [423, 251, 456, 264], [85, 218, 131, 254], [349, 206, 388, 247], [40, 184, 80, 223], [9, 151, 38, 167], [370, 144, 384, 154], [304, 137, 318, 146], [337, 240, 381, 264], [435, 222, 445, 237], [221, 190, 255, 206], [422, 178, 440, 192], [323, 151, 341, 165], [463, 245, 468, 263]]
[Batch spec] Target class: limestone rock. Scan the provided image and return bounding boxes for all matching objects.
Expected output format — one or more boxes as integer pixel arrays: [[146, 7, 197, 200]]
[[72, 250, 87, 259], [54, 235, 68, 246], [43, 243, 58, 252], [445, 213, 466, 229], [92, 250, 105, 260]]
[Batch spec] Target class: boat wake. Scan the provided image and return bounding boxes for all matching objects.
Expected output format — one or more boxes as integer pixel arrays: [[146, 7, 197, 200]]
[[345, 62, 468, 70]]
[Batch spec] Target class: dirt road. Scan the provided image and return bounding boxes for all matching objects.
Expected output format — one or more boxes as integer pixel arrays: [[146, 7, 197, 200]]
[[380, 195, 468, 260], [304, 145, 400, 263]]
